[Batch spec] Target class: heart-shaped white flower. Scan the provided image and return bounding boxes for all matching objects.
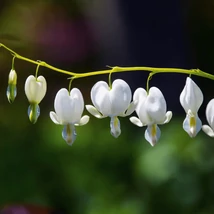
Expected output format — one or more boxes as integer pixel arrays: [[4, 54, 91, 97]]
[[86, 79, 135, 138], [25, 75, 47, 104], [25, 75, 47, 123], [130, 87, 172, 146], [50, 88, 89, 145]]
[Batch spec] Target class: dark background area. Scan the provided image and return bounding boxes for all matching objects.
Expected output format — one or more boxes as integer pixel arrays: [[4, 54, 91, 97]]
[[0, 0, 214, 213]]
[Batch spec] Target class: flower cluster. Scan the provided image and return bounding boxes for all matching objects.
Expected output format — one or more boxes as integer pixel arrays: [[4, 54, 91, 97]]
[[7, 68, 214, 147]]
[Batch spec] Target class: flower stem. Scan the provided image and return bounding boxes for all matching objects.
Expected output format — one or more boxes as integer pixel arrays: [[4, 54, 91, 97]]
[[1, 43, 214, 81]]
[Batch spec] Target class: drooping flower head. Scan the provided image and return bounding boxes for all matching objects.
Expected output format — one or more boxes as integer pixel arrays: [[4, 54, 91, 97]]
[[25, 75, 47, 123], [130, 87, 172, 146], [180, 77, 203, 137], [50, 88, 89, 145], [7, 69, 17, 103], [202, 99, 214, 137], [86, 79, 135, 138]]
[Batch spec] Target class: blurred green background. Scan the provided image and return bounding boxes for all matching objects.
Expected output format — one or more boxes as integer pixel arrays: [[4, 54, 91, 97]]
[[1, 0, 214, 214]]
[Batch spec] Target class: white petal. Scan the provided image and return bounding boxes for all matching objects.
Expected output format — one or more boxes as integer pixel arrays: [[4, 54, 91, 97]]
[[110, 79, 132, 115], [145, 124, 161, 146], [129, 116, 143, 127], [145, 87, 167, 123], [91, 81, 111, 116], [205, 99, 214, 130], [25, 75, 47, 103], [50, 111, 61, 125], [69, 88, 84, 121], [110, 116, 121, 138], [161, 111, 173, 124], [202, 125, 214, 137], [183, 114, 202, 137], [54, 88, 84, 124], [137, 101, 153, 125], [85, 105, 106, 118], [120, 101, 136, 117], [133, 87, 147, 102], [76, 115, 90, 126], [133, 87, 147, 115], [179, 77, 203, 114]]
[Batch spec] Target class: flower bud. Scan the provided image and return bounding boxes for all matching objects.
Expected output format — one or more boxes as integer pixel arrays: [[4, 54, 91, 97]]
[[6, 69, 17, 103]]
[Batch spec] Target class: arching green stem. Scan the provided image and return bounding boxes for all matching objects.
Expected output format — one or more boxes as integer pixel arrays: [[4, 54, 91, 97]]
[[1, 43, 214, 81]]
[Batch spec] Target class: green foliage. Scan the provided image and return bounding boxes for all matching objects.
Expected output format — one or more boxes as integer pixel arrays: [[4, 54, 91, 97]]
[[0, 110, 214, 213]]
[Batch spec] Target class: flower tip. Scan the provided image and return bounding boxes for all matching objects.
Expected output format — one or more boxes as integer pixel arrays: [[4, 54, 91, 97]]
[[6, 85, 17, 103], [183, 114, 202, 138], [62, 124, 77, 146], [111, 129, 121, 138], [189, 126, 197, 138], [110, 117, 121, 138], [150, 140, 157, 147], [145, 125, 161, 147], [28, 104, 40, 124]]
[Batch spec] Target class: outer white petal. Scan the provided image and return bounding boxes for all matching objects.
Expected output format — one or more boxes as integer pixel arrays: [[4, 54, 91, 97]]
[[25, 75, 47, 103], [129, 116, 143, 127], [50, 111, 60, 124], [91, 81, 111, 116], [69, 88, 84, 122], [76, 115, 90, 126], [145, 87, 167, 124], [145, 124, 161, 146], [161, 111, 173, 124], [202, 125, 214, 137], [133, 87, 147, 115], [110, 79, 132, 116], [119, 101, 136, 117], [180, 77, 203, 114], [85, 105, 106, 118], [205, 99, 214, 130], [137, 101, 153, 125], [54, 88, 83, 124]]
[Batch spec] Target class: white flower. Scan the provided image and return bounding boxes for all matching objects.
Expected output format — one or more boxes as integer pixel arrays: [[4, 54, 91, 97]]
[[25, 75, 47, 123], [50, 88, 89, 145], [130, 87, 172, 146], [202, 99, 214, 137], [180, 77, 203, 137], [25, 75, 47, 104], [86, 79, 135, 138], [7, 69, 17, 103]]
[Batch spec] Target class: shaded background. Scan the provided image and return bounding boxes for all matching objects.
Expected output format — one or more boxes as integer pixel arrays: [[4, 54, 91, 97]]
[[0, 0, 214, 213]]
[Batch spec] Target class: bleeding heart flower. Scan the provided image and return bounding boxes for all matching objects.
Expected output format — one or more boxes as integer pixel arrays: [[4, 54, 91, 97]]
[[86, 79, 135, 138], [25, 75, 47, 124], [130, 87, 172, 146], [50, 88, 89, 145]]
